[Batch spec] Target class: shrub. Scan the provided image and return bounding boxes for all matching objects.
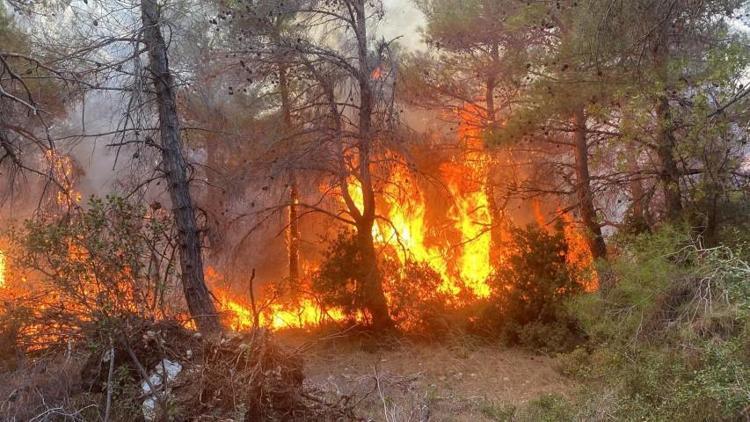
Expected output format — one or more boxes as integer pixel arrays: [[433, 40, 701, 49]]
[[382, 259, 454, 334], [312, 231, 454, 333], [560, 226, 750, 420], [2, 195, 184, 351], [311, 231, 367, 320], [483, 224, 585, 351]]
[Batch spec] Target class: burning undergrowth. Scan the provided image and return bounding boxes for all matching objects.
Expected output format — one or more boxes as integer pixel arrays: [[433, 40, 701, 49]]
[[0, 196, 358, 418], [0, 318, 359, 421], [0, 139, 600, 418], [208, 137, 598, 335], [0, 170, 597, 341]]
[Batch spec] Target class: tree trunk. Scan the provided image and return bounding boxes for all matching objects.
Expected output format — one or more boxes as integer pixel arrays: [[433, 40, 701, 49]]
[[356, 222, 392, 329], [485, 42, 499, 126], [278, 65, 300, 290], [625, 142, 651, 233], [141, 0, 221, 334], [485, 42, 502, 267], [287, 178, 300, 288], [651, 18, 683, 223], [572, 107, 606, 260], [655, 94, 683, 221], [353, 0, 393, 330]]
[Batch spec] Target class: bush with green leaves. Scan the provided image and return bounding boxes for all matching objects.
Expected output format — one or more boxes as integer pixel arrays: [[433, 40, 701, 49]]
[[382, 258, 454, 334], [482, 224, 585, 351], [2, 195, 184, 351], [554, 226, 750, 421], [312, 231, 453, 332], [311, 231, 367, 320]]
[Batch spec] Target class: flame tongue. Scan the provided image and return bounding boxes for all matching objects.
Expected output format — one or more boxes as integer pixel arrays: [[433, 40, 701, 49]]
[[0, 251, 5, 288]]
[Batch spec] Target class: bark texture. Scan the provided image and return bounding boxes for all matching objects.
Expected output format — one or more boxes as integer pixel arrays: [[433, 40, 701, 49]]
[[352, 0, 393, 330], [141, 0, 221, 334], [278, 65, 300, 289], [572, 107, 607, 260], [655, 94, 683, 221]]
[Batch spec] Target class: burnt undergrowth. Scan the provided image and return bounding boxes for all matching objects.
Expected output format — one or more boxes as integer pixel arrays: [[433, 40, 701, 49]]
[[0, 318, 361, 421]]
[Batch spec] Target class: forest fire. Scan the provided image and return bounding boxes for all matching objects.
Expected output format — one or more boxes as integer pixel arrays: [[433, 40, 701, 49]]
[[2, 0, 748, 419], [219, 295, 348, 331], [0, 250, 5, 288], [212, 170, 596, 332], [211, 143, 596, 331], [0, 135, 597, 336], [206, 99, 599, 331]]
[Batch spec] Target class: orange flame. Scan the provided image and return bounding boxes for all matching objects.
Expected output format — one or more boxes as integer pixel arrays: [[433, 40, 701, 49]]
[[371, 65, 384, 80], [560, 212, 599, 291], [0, 104, 602, 337], [45, 150, 82, 206], [0, 250, 5, 288], [208, 267, 349, 331]]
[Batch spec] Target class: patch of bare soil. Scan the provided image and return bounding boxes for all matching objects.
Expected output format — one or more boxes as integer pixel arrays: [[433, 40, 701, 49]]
[[300, 339, 577, 421]]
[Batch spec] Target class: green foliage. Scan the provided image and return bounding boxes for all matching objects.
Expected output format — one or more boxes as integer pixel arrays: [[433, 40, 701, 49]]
[[478, 400, 517, 421], [489, 225, 579, 325], [5, 196, 182, 348], [553, 226, 750, 420], [381, 259, 454, 334], [478, 394, 575, 422], [312, 231, 367, 318], [519, 394, 576, 422], [482, 225, 585, 352], [312, 231, 454, 333]]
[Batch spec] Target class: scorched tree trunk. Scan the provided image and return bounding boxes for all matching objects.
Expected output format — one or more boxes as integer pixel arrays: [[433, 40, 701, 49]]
[[141, 0, 221, 334], [572, 107, 606, 260]]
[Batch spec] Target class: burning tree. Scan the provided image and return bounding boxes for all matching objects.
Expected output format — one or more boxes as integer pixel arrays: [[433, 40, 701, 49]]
[[211, 0, 402, 330], [291, 0, 398, 330], [202, 0, 605, 330], [0, 0, 225, 333], [140, 0, 221, 334]]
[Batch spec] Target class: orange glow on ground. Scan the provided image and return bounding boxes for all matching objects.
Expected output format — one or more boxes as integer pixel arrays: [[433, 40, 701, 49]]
[[0, 251, 5, 288]]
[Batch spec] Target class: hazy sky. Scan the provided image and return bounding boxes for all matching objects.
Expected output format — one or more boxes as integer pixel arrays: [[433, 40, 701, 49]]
[[380, 0, 427, 51]]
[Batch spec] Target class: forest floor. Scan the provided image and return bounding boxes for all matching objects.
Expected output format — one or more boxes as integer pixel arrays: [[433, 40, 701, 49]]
[[283, 333, 577, 421]]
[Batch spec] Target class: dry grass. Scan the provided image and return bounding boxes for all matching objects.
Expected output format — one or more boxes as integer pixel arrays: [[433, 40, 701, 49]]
[[0, 324, 577, 421], [295, 336, 577, 421], [0, 353, 99, 421]]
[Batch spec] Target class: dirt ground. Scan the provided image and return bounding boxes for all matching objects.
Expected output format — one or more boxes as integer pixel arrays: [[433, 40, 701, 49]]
[[297, 337, 577, 421]]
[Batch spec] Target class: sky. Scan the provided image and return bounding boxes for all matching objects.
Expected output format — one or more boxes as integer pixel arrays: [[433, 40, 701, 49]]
[[381, 0, 426, 51]]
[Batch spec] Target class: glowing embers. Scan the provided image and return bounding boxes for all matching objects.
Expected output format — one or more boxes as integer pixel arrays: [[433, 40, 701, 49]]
[[0, 250, 5, 288], [214, 290, 348, 331], [45, 150, 81, 206]]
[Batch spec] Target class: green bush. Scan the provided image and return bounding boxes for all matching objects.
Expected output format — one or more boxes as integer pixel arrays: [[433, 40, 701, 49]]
[[555, 226, 750, 421], [311, 231, 366, 319], [381, 259, 454, 334], [482, 224, 585, 351], [3, 195, 183, 350], [312, 231, 454, 333]]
